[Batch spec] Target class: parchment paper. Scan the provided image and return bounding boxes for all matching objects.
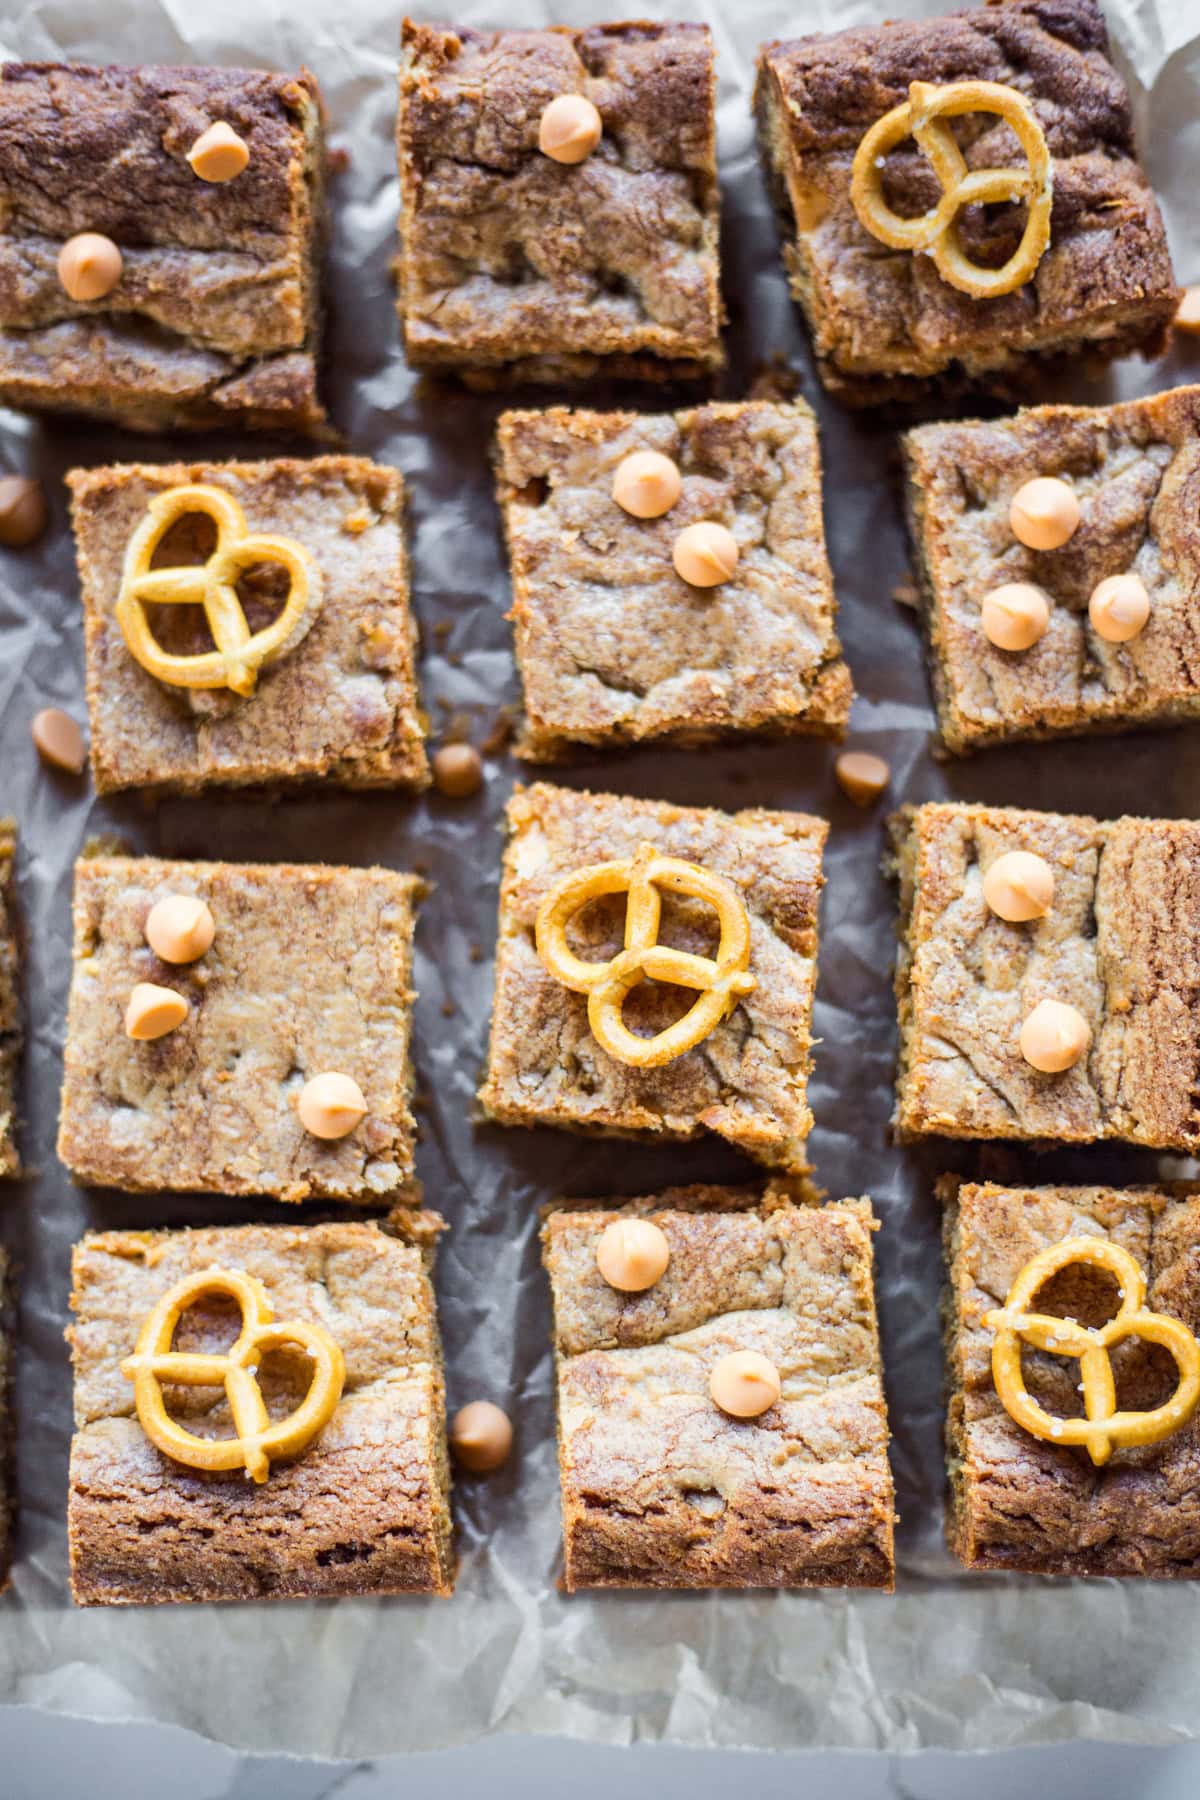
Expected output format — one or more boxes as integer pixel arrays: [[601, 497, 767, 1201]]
[[2, 0, 1200, 1759]]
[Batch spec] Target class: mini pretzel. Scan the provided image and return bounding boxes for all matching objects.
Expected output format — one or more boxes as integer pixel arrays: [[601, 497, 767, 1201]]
[[984, 1236, 1200, 1467], [850, 79, 1053, 299], [115, 483, 323, 697], [535, 842, 756, 1068], [121, 1266, 345, 1483]]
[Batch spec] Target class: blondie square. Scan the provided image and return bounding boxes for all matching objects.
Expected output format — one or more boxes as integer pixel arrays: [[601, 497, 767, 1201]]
[[478, 783, 826, 1172], [904, 385, 1200, 752], [67, 1215, 453, 1603], [755, 0, 1177, 403], [396, 20, 722, 382], [496, 401, 852, 758], [892, 801, 1200, 1149], [68, 456, 427, 795], [944, 1178, 1200, 1578], [543, 1184, 895, 1590], [58, 854, 419, 1203], [0, 823, 19, 1178], [0, 62, 327, 432]]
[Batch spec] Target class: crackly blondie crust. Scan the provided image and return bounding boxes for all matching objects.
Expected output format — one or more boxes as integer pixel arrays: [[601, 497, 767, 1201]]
[[0, 823, 19, 1178], [396, 20, 722, 383], [755, 0, 1178, 404], [904, 385, 1200, 752], [478, 783, 826, 1172], [68, 457, 428, 795], [58, 854, 419, 1203], [892, 802, 1200, 1149], [496, 401, 851, 758], [68, 1214, 453, 1603], [0, 62, 327, 432], [543, 1184, 895, 1590], [944, 1178, 1200, 1577]]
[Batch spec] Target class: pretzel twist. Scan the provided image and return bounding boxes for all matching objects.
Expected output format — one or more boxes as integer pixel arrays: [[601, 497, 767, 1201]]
[[850, 79, 1053, 299], [115, 483, 322, 697], [121, 1266, 345, 1483], [535, 843, 756, 1068], [984, 1236, 1200, 1467]]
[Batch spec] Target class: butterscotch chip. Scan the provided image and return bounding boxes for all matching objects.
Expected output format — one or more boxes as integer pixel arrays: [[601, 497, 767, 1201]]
[[595, 1218, 670, 1292], [1009, 477, 1080, 551], [187, 121, 250, 183], [57, 232, 123, 302], [1089, 573, 1150, 644], [125, 983, 189, 1041], [297, 1072, 367, 1140], [450, 1400, 513, 1474], [982, 850, 1054, 922], [980, 582, 1050, 652], [709, 1349, 781, 1418], [144, 895, 215, 964], [432, 742, 483, 799], [1175, 286, 1200, 334], [673, 521, 739, 587], [0, 475, 48, 547], [1019, 998, 1091, 1073], [612, 450, 681, 520], [31, 707, 85, 774], [538, 94, 602, 164], [835, 750, 889, 807]]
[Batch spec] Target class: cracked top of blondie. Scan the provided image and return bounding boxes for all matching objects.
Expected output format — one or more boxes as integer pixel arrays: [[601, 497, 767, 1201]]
[[496, 401, 851, 757], [893, 802, 1200, 1149], [68, 456, 427, 796], [543, 1185, 895, 1590], [57, 855, 420, 1203], [479, 782, 826, 1172], [396, 20, 722, 380], [905, 385, 1200, 752], [755, 0, 1177, 400], [67, 1216, 453, 1602], [0, 61, 326, 430], [944, 1178, 1200, 1577]]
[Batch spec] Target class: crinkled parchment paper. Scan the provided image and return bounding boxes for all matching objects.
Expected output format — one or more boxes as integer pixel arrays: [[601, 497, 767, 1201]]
[[1, 0, 1200, 1759]]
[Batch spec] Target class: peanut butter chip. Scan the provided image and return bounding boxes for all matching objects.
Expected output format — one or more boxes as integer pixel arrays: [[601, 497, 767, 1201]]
[[57, 232, 123, 302], [835, 750, 890, 807], [145, 894, 215, 964], [673, 521, 739, 588], [0, 476, 48, 548], [450, 1401, 513, 1474], [432, 742, 483, 799], [538, 94, 603, 164], [125, 983, 189, 1041], [612, 450, 682, 519], [1019, 999, 1091, 1074], [1009, 477, 1081, 551], [980, 582, 1050, 652], [710, 1350, 781, 1419], [982, 850, 1055, 922], [187, 121, 250, 183], [1175, 286, 1200, 334], [1088, 573, 1150, 644], [298, 1072, 367, 1140], [31, 707, 85, 774], [595, 1219, 671, 1292]]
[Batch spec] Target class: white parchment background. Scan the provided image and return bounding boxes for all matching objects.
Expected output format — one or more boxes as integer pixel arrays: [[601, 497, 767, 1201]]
[[1, 0, 1200, 1759]]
